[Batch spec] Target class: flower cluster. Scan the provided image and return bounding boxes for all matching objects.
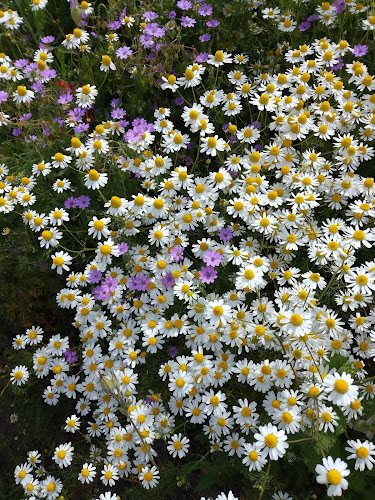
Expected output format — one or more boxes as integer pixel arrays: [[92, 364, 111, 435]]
[[3, 0, 375, 498]]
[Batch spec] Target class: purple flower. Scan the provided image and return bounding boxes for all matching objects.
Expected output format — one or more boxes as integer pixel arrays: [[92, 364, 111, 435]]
[[63, 349, 78, 364], [177, 0, 192, 10], [119, 8, 127, 22], [144, 23, 166, 37], [307, 14, 319, 21], [161, 272, 175, 289], [175, 97, 184, 106], [64, 196, 76, 209], [25, 135, 38, 143], [76, 195, 91, 209], [14, 59, 29, 68], [168, 346, 178, 358], [57, 92, 74, 106], [102, 277, 118, 295], [108, 20, 122, 30], [40, 69, 57, 80], [93, 285, 111, 301], [116, 46, 133, 59], [0, 91, 9, 102], [198, 3, 213, 16], [139, 35, 155, 49], [206, 19, 220, 27], [31, 81, 45, 94], [69, 107, 85, 120], [219, 227, 233, 241], [199, 33, 211, 42], [127, 277, 138, 291], [298, 21, 311, 32], [196, 52, 209, 63], [20, 112, 32, 122], [170, 246, 184, 262], [353, 44, 368, 57], [111, 108, 126, 119], [330, 57, 344, 71], [143, 11, 159, 21], [169, 11, 176, 18], [181, 16, 196, 27], [13, 129, 22, 137], [135, 274, 152, 291], [41, 35, 55, 44], [24, 62, 38, 73], [118, 242, 128, 255], [74, 123, 90, 133], [53, 117, 64, 126], [203, 250, 223, 267], [199, 266, 217, 284], [334, 0, 346, 13]]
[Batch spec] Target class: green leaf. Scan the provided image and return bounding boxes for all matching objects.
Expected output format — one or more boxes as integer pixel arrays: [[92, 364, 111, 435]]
[[329, 354, 349, 370], [318, 432, 338, 452], [335, 408, 347, 435], [349, 470, 366, 493]]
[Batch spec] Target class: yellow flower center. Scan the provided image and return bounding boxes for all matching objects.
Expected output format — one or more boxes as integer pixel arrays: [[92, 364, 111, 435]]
[[334, 379, 349, 393]]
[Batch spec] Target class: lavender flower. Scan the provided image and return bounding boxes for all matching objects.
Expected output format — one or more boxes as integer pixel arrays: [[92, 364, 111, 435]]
[[198, 3, 213, 16], [118, 242, 128, 255], [206, 19, 220, 27], [181, 16, 196, 27], [203, 250, 223, 267], [196, 52, 209, 63], [199, 33, 211, 42], [334, 0, 346, 13], [298, 21, 311, 32], [168, 346, 178, 358], [219, 227, 233, 241], [143, 11, 159, 21], [161, 272, 175, 289], [116, 46, 133, 59], [0, 91, 9, 102], [76, 195, 91, 209], [63, 349, 78, 364], [41, 35, 55, 44], [89, 269, 102, 284], [170, 246, 184, 262], [353, 44, 368, 57], [64, 197, 76, 209], [177, 0, 192, 10], [200, 266, 217, 284]]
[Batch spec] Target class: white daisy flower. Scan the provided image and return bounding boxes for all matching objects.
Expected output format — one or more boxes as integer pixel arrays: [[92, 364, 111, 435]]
[[53, 442, 74, 468], [315, 456, 350, 497], [323, 372, 359, 407], [167, 433, 190, 458], [10, 365, 29, 386], [345, 439, 375, 471], [253, 423, 289, 460], [139, 465, 160, 489]]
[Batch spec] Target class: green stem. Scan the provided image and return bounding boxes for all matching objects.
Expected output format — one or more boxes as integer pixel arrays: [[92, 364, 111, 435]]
[[0, 379, 10, 398]]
